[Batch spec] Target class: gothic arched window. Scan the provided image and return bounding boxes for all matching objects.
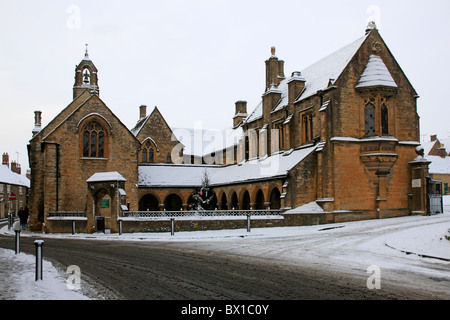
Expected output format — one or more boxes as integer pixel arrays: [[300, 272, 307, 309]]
[[365, 103, 376, 136], [381, 104, 389, 135], [141, 140, 155, 163], [82, 121, 106, 158]]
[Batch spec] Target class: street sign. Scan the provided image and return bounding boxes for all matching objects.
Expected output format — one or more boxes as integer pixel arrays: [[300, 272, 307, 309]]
[[8, 193, 16, 201]]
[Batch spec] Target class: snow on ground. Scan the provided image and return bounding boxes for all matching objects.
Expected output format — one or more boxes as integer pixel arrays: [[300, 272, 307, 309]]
[[0, 248, 89, 300], [1, 212, 449, 300]]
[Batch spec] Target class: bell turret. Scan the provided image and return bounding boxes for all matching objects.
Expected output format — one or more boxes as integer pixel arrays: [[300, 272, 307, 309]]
[[73, 44, 99, 99]]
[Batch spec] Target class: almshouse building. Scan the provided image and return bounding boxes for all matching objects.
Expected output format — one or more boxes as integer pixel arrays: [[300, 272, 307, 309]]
[[0, 153, 30, 219], [27, 23, 433, 233]]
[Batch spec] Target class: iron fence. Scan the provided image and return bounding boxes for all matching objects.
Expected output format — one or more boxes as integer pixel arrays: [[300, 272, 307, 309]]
[[122, 209, 282, 218]]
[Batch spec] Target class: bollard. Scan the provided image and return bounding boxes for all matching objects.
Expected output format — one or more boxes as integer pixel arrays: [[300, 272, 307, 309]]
[[119, 219, 122, 235], [72, 220, 76, 235], [14, 230, 20, 254], [170, 218, 175, 236], [247, 213, 251, 232], [34, 240, 44, 281], [13, 221, 21, 254], [8, 212, 12, 231]]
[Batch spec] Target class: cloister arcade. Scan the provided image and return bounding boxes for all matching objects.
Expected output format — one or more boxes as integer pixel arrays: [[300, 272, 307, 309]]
[[137, 181, 283, 212]]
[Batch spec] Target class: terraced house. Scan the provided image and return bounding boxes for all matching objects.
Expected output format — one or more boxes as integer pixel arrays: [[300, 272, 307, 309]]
[[27, 22, 432, 234]]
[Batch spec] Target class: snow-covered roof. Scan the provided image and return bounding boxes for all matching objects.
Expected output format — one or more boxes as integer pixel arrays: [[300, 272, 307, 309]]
[[86, 172, 126, 183], [355, 54, 397, 89], [0, 165, 30, 188], [245, 34, 368, 123], [130, 115, 149, 136], [428, 155, 450, 175], [138, 145, 316, 187]]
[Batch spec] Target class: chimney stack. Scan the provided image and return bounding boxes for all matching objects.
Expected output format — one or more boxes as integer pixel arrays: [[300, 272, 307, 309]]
[[233, 101, 248, 127], [139, 105, 147, 120], [32, 110, 42, 137], [265, 46, 285, 92], [2, 153, 9, 168], [11, 161, 21, 175], [288, 71, 306, 106]]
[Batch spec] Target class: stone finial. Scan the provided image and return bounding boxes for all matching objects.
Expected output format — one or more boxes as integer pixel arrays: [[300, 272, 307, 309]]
[[365, 21, 377, 34]]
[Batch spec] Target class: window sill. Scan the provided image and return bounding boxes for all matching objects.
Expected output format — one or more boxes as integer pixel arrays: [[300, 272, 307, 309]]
[[80, 157, 109, 160]]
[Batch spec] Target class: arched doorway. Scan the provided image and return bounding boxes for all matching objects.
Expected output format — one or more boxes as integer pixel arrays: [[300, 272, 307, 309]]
[[94, 189, 112, 232], [255, 189, 265, 210], [242, 190, 250, 210], [269, 187, 281, 209], [165, 194, 183, 211], [139, 193, 159, 211]]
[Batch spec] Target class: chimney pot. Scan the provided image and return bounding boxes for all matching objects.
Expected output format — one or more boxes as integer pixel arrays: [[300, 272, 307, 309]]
[[2, 153, 9, 168], [32, 110, 42, 136]]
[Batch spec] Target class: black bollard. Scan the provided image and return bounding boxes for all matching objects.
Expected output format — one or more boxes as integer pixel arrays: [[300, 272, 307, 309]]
[[34, 240, 44, 281]]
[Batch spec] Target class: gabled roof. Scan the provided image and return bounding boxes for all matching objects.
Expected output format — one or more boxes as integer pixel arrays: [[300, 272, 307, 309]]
[[355, 54, 397, 89], [245, 34, 369, 123]]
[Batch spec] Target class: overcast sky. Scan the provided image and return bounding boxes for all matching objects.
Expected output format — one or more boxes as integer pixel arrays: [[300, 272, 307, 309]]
[[1, 0, 449, 173]]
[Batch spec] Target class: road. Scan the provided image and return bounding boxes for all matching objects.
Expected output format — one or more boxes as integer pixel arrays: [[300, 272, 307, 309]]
[[0, 215, 449, 300]]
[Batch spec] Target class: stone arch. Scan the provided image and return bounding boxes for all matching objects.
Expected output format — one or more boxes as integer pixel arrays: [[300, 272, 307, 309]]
[[230, 191, 238, 210], [269, 186, 281, 209], [164, 193, 183, 211], [139, 193, 160, 211], [242, 189, 251, 210], [220, 192, 228, 210], [254, 189, 265, 210]]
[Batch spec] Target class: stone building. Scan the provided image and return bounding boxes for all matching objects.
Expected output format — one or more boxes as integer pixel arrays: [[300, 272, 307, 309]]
[[27, 23, 430, 233], [0, 153, 30, 219]]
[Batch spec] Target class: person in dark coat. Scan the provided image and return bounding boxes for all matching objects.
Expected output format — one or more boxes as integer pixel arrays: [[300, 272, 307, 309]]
[[18, 207, 28, 229]]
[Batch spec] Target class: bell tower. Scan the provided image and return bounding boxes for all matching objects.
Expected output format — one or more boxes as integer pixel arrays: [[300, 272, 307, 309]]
[[73, 44, 99, 99]]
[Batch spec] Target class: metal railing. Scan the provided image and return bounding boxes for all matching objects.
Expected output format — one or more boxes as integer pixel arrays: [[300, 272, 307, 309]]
[[48, 211, 86, 217], [122, 209, 282, 218]]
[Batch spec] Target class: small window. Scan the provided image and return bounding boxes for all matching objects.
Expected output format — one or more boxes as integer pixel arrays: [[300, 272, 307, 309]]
[[365, 103, 376, 136]]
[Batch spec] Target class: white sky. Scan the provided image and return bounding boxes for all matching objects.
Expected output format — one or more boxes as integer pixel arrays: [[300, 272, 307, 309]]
[[1, 0, 449, 173]]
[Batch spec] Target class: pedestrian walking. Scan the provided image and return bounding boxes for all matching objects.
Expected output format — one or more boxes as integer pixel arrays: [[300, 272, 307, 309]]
[[18, 207, 28, 230]]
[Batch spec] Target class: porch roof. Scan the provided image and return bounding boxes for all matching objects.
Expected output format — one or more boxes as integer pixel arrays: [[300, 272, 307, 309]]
[[86, 171, 126, 183]]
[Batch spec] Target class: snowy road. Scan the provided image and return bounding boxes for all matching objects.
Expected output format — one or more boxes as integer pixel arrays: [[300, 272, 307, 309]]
[[0, 213, 449, 299]]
